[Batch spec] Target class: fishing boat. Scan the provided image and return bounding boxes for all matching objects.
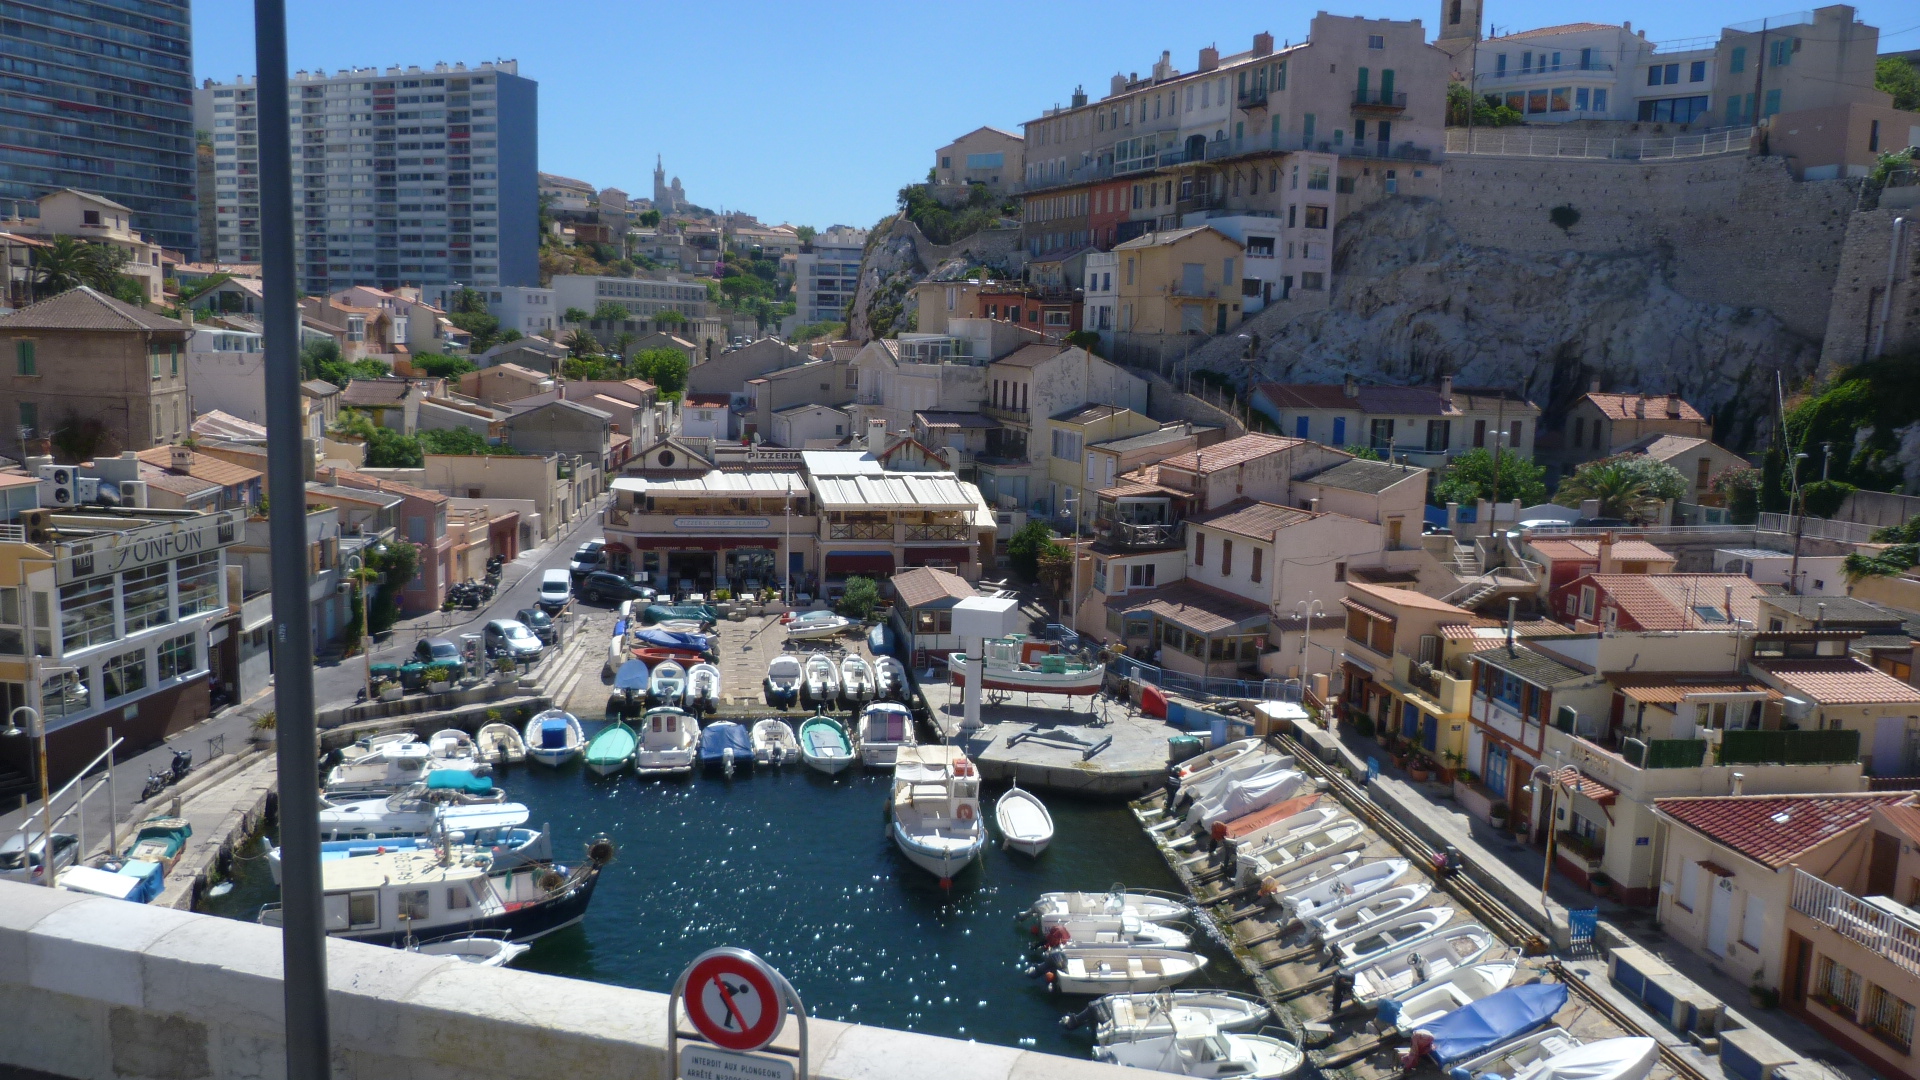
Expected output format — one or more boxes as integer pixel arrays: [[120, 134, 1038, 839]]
[[797, 714, 856, 775], [764, 655, 803, 708], [1040, 913, 1191, 950], [523, 710, 585, 767], [1041, 946, 1207, 994], [1092, 1013, 1303, 1078], [633, 627, 712, 655], [411, 932, 530, 968], [584, 721, 638, 776], [1064, 990, 1271, 1043], [337, 730, 417, 764], [787, 613, 856, 640], [888, 744, 985, 885], [315, 795, 527, 843], [839, 655, 876, 705], [1344, 922, 1496, 1002], [1450, 1029, 1584, 1080], [122, 817, 192, 872], [1280, 858, 1411, 922], [782, 608, 842, 627], [751, 719, 800, 766], [476, 723, 526, 765], [856, 701, 916, 768], [1378, 961, 1518, 1031], [1254, 849, 1365, 904], [684, 662, 722, 713], [947, 635, 1104, 695], [630, 646, 705, 670], [1328, 905, 1457, 962], [1027, 889, 1187, 929], [996, 782, 1054, 856], [259, 838, 613, 946], [1232, 819, 1368, 885], [268, 823, 551, 885], [801, 653, 840, 707], [1169, 737, 1265, 785], [1404, 984, 1569, 1067], [1303, 883, 1433, 943], [634, 708, 697, 777], [647, 660, 687, 707], [874, 655, 910, 701], [325, 741, 485, 796], [698, 721, 753, 776]]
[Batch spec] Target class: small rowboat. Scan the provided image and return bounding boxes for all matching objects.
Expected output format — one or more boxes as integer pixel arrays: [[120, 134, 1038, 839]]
[[797, 715, 855, 775], [1345, 922, 1496, 1002], [764, 655, 802, 708], [1304, 883, 1433, 944], [522, 710, 584, 767], [996, 782, 1054, 856], [647, 660, 686, 707], [1043, 946, 1207, 995], [1281, 858, 1410, 922], [1380, 960, 1518, 1031], [1028, 890, 1186, 929], [1065, 990, 1270, 1044], [802, 653, 840, 707], [1329, 905, 1457, 962], [411, 933, 530, 968], [476, 723, 526, 765], [583, 721, 637, 776], [751, 719, 800, 766]]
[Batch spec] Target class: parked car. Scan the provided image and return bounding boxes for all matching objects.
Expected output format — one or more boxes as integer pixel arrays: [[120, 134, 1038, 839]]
[[412, 638, 461, 665], [484, 619, 545, 661], [580, 570, 647, 604], [0, 830, 80, 884], [516, 607, 556, 645], [569, 540, 605, 577], [538, 569, 573, 613]]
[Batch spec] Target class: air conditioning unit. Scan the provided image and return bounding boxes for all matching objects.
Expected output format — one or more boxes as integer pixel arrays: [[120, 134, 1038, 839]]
[[37, 464, 75, 507], [75, 477, 100, 503], [118, 480, 148, 509]]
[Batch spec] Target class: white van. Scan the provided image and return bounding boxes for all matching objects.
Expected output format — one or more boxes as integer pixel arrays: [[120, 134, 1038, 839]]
[[538, 569, 572, 613]]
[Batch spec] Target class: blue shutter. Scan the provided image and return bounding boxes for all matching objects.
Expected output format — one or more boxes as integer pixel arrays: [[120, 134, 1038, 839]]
[[1295, 416, 1310, 439], [1332, 417, 1346, 445]]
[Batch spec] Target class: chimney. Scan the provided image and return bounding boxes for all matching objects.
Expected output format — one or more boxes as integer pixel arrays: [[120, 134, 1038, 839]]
[[1730, 771, 1745, 796], [1309, 497, 1321, 513], [1634, 397, 1646, 419], [1589, 377, 1601, 393], [1506, 597, 1519, 656], [1343, 373, 1359, 398], [1110, 73, 1128, 96], [866, 417, 888, 453], [170, 445, 195, 472], [1439, 375, 1453, 404], [1598, 530, 1614, 570], [1071, 85, 1088, 108], [1198, 45, 1220, 72], [1815, 602, 1826, 630], [1665, 394, 1682, 419], [1253, 31, 1275, 57]]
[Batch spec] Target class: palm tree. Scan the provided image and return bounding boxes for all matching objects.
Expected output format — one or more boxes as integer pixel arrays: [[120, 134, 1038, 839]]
[[610, 331, 639, 370], [32, 237, 96, 297], [1554, 460, 1661, 521], [562, 329, 600, 358]]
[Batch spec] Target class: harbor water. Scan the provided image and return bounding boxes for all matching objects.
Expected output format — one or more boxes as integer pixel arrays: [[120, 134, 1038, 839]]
[[205, 737, 1254, 1057]]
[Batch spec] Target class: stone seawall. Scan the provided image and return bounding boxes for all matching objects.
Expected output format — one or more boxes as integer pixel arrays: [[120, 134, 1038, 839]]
[[0, 881, 1128, 1080]]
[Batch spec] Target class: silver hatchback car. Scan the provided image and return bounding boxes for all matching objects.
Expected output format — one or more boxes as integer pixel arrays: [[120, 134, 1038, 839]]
[[484, 619, 544, 661]]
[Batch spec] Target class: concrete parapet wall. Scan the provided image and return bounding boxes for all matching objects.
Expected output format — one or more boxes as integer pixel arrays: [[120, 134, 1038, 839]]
[[0, 881, 1129, 1080]]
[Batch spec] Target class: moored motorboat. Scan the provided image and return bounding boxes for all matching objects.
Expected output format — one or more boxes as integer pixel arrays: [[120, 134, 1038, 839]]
[[1232, 819, 1368, 885], [947, 634, 1103, 695], [1344, 922, 1496, 1002], [315, 793, 526, 842], [1303, 883, 1434, 944], [1173, 803, 1337, 858], [1169, 737, 1265, 785], [337, 730, 417, 764], [1160, 754, 1296, 824], [476, 723, 526, 765], [873, 655, 909, 701], [523, 710, 585, 767], [1041, 946, 1207, 994], [1377, 960, 1518, 1031], [1255, 849, 1364, 905], [634, 708, 697, 777], [1403, 984, 1569, 1066], [123, 817, 192, 872], [1449, 1028, 1582, 1080], [839, 654, 875, 705], [1063, 990, 1271, 1043], [797, 714, 855, 775], [996, 782, 1054, 857], [889, 744, 985, 885], [801, 653, 840, 707], [684, 662, 722, 714], [1513, 1038, 1658, 1080], [698, 721, 753, 776], [269, 822, 550, 885], [1178, 764, 1311, 831], [1092, 1012, 1303, 1077], [751, 718, 800, 765], [856, 701, 916, 768], [1027, 889, 1187, 929], [787, 613, 856, 640], [584, 721, 638, 776], [1328, 905, 1457, 962], [411, 932, 530, 968], [324, 741, 481, 796], [606, 659, 650, 721], [647, 660, 687, 707], [1280, 858, 1411, 922], [1041, 912, 1191, 950], [427, 728, 477, 764], [764, 655, 803, 708]]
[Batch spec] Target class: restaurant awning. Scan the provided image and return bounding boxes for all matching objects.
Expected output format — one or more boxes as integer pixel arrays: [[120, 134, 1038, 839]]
[[905, 546, 973, 565], [826, 551, 895, 575]]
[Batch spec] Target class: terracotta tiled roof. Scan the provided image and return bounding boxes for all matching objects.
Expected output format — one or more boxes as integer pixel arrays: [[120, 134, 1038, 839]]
[[1347, 580, 1473, 615], [890, 566, 975, 610], [1107, 580, 1267, 636], [1757, 660, 1920, 705], [317, 466, 448, 504], [138, 466, 218, 497], [1875, 805, 1920, 846], [1581, 392, 1706, 423], [1580, 574, 1774, 630], [990, 343, 1069, 369], [1550, 766, 1618, 806], [1500, 22, 1623, 38], [134, 446, 261, 488], [1608, 674, 1779, 705], [1655, 793, 1914, 869], [1159, 433, 1303, 475], [1255, 382, 1537, 417], [1618, 434, 1718, 462], [1529, 539, 1676, 563], [683, 393, 731, 408], [0, 286, 183, 332], [1193, 499, 1314, 541]]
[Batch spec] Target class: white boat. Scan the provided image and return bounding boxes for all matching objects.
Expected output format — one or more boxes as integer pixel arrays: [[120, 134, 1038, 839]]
[[427, 728, 478, 763], [1029, 889, 1187, 929], [605, 629, 626, 677], [1303, 883, 1433, 943], [1043, 912, 1191, 950], [1070, 991, 1271, 1044], [1329, 906, 1457, 964], [1502, 1038, 1657, 1080], [1281, 858, 1411, 922], [1175, 804, 1339, 857], [683, 662, 722, 713], [634, 707, 697, 777], [1233, 819, 1368, 885], [337, 730, 417, 764], [1170, 737, 1266, 784], [764, 655, 803, 708], [751, 719, 800, 766], [269, 823, 550, 885], [1183, 766, 1312, 831], [889, 744, 986, 884], [856, 701, 917, 768], [523, 710, 585, 767], [787, 614, 856, 640], [1168, 754, 1297, 818], [412, 933, 530, 968], [648, 660, 687, 706], [797, 715, 856, 775], [1381, 960, 1518, 1030], [996, 782, 1054, 856], [1255, 849, 1364, 904], [839, 654, 876, 705], [476, 723, 526, 765], [1452, 1029, 1582, 1080], [874, 655, 910, 701], [1093, 1013, 1303, 1078], [315, 793, 529, 842], [1344, 923, 1496, 1002], [324, 741, 487, 796], [802, 652, 840, 707], [1044, 946, 1208, 995], [947, 635, 1104, 696]]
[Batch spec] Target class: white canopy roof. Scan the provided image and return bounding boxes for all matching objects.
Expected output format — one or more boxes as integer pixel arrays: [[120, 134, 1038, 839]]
[[611, 471, 807, 496], [811, 472, 976, 511]]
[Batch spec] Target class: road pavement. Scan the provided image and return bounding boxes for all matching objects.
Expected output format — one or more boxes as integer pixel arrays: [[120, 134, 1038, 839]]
[[0, 496, 613, 855]]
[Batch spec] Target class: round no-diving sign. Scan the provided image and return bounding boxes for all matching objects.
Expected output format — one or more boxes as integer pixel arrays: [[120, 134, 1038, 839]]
[[681, 949, 785, 1052]]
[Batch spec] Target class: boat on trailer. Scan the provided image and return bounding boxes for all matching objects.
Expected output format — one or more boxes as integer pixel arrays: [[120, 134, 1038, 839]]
[[947, 634, 1103, 696]]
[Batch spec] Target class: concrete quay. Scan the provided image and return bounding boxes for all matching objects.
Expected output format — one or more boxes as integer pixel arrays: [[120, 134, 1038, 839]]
[[926, 681, 1170, 797], [0, 880, 1135, 1080]]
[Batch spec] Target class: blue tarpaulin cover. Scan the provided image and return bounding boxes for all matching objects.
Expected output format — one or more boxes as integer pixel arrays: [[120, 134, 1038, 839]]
[[614, 659, 651, 691], [114, 858, 165, 903], [540, 719, 572, 748], [698, 722, 753, 764], [636, 628, 711, 652], [1422, 983, 1567, 1064], [425, 770, 495, 794]]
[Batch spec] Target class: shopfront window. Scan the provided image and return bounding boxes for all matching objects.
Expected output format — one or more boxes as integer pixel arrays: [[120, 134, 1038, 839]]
[[158, 633, 197, 681], [103, 652, 149, 701], [175, 553, 222, 618], [59, 575, 116, 651], [122, 563, 173, 633], [41, 667, 90, 721]]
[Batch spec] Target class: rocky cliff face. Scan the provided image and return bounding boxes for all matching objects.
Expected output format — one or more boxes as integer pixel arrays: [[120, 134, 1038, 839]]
[[847, 216, 925, 340], [1191, 197, 1821, 449]]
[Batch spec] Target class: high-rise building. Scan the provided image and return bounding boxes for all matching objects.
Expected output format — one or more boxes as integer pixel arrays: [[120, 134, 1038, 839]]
[[194, 60, 538, 295], [0, 1, 199, 257]]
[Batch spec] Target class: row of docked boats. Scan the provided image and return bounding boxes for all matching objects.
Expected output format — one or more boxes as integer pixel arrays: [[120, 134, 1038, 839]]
[[562, 700, 923, 779], [765, 651, 910, 710]]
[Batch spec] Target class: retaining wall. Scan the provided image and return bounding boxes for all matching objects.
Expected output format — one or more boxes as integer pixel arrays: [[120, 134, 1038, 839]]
[[0, 882, 1128, 1080]]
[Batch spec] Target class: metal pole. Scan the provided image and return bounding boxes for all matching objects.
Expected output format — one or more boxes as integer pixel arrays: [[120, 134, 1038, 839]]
[[105, 726, 117, 860], [1539, 778, 1557, 908], [255, 0, 331, 1071], [35, 714, 51, 886]]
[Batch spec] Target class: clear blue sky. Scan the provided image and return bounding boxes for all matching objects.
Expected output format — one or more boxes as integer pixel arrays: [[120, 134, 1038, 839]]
[[194, 0, 1920, 231]]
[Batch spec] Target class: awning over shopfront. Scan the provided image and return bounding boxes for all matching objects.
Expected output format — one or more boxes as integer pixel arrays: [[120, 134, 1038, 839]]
[[625, 537, 779, 551], [826, 551, 895, 575], [905, 546, 973, 566], [1107, 580, 1268, 636], [1549, 765, 1619, 807]]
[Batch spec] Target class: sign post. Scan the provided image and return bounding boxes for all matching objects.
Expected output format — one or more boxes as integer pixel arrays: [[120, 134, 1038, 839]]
[[671, 947, 808, 1080]]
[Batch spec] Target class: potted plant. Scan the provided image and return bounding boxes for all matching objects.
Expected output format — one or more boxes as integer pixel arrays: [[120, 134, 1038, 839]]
[[493, 656, 519, 688], [1750, 983, 1779, 1010], [1490, 800, 1510, 829], [248, 711, 276, 745], [375, 678, 404, 702], [426, 662, 458, 693], [1406, 755, 1433, 783]]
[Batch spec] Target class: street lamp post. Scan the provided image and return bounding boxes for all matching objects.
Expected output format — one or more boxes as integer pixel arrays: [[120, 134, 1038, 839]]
[[1295, 597, 1325, 702], [3, 706, 54, 887], [1058, 497, 1080, 635], [1526, 757, 1566, 910]]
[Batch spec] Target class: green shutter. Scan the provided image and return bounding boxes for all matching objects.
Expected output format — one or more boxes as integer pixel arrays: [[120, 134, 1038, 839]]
[[1356, 67, 1369, 95], [15, 340, 33, 376], [1380, 69, 1395, 102]]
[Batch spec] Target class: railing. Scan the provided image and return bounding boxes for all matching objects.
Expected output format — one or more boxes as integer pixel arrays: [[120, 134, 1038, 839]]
[[1719, 728, 1862, 765], [1407, 663, 1446, 700], [981, 404, 1029, 423], [1106, 520, 1184, 550], [1445, 126, 1753, 161], [1353, 91, 1408, 111], [904, 524, 969, 542], [1480, 61, 1615, 79], [1108, 651, 1302, 703], [1621, 737, 1707, 769], [1237, 87, 1269, 108], [1756, 512, 1879, 544], [828, 522, 890, 540], [0, 524, 22, 543], [1791, 868, 1920, 978]]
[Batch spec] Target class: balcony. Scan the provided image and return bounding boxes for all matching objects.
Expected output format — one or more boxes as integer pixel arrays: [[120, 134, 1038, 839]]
[[1352, 91, 1409, 114], [1790, 868, 1920, 978], [1103, 520, 1184, 551], [904, 524, 970, 542], [981, 404, 1029, 424], [1237, 87, 1270, 109], [829, 522, 891, 541], [1480, 61, 1614, 80]]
